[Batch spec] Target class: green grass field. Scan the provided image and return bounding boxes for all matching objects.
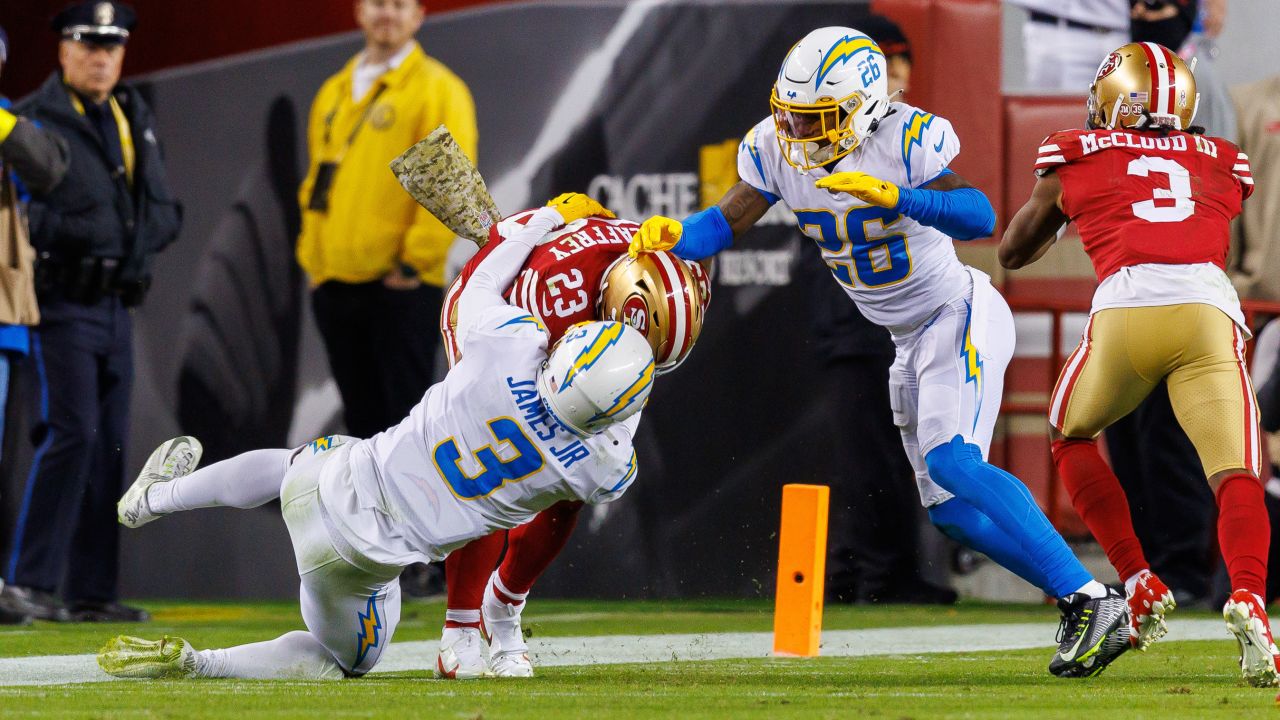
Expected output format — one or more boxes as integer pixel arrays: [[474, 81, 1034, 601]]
[[2, 599, 1278, 719]]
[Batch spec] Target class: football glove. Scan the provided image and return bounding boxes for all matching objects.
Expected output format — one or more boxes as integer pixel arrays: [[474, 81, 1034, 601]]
[[545, 192, 615, 224], [628, 216, 683, 258], [815, 171, 900, 209]]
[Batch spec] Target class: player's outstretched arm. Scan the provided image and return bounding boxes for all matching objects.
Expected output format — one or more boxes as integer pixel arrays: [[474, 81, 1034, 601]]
[[629, 181, 771, 260], [999, 173, 1068, 270], [816, 170, 996, 241]]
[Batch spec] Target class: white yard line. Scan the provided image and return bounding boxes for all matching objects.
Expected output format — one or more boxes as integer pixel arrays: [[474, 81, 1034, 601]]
[[0, 619, 1234, 687]]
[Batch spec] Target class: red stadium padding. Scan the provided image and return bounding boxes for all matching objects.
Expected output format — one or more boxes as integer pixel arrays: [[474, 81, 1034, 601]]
[[874, 0, 1006, 223]]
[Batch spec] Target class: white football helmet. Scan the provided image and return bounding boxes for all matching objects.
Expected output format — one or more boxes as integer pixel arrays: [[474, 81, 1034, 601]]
[[537, 321, 655, 436], [772, 26, 892, 171]]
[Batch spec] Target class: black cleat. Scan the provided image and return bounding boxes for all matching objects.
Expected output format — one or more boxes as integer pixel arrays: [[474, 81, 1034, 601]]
[[1049, 586, 1131, 678]]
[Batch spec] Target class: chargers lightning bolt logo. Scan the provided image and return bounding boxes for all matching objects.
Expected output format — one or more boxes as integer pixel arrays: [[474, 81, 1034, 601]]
[[499, 313, 547, 334], [901, 111, 935, 185], [354, 592, 383, 668], [959, 304, 984, 432], [562, 323, 625, 390], [813, 35, 883, 90], [589, 358, 655, 423]]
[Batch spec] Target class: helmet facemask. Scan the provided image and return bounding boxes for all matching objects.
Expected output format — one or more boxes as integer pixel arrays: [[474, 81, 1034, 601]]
[[771, 89, 872, 171]]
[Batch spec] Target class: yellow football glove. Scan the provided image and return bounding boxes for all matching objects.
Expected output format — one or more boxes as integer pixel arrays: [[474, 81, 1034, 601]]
[[814, 171, 900, 209], [628, 216, 683, 258], [545, 192, 615, 224]]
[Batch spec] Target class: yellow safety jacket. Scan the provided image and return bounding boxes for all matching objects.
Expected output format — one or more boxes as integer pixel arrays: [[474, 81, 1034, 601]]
[[297, 43, 477, 287]]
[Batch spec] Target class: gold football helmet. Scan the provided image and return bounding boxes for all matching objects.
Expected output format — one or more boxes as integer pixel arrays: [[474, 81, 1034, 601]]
[[598, 252, 709, 374], [1088, 42, 1199, 131]]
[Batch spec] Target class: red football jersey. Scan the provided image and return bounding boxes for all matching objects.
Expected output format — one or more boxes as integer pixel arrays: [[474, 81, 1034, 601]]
[[1034, 128, 1254, 282], [442, 210, 639, 365]]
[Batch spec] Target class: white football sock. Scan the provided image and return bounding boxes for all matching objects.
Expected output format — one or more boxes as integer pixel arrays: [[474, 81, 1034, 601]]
[[193, 631, 345, 680], [445, 609, 481, 625], [487, 572, 528, 610], [1071, 580, 1111, 600], [148, 448, 291, 513]]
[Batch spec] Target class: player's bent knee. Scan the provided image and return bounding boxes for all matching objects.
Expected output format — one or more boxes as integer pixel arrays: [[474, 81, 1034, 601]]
[[927, 497, 986, 545], [923, 436, 985, 494], [1049, 435, 1095, 460], [1210, 468, 1259, 494]]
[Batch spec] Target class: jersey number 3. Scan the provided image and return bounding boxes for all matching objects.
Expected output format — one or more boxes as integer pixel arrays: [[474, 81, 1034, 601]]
[[795, 207, 912, 288], [434, 418, 545, 500], [1128, 155, 1194, 223]]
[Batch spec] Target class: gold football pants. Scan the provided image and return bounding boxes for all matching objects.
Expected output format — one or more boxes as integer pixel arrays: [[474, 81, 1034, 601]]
[[1050, 303, 1260, 478]]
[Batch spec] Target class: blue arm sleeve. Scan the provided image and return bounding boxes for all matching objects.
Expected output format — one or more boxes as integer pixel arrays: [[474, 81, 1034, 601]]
[[894, 185, 996, 240], [671, 205, 734, 261]]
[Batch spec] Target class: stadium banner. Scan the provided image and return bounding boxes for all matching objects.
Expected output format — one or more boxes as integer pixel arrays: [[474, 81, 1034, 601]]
[[0, 0, 965, 599]]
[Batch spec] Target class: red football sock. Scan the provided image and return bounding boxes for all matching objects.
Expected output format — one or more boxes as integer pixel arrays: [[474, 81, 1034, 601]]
[[1052, 437, 1149, 581], [444, 529, 507, 622], [497, 500, 584, 595], [1216, 472, 1270, 598]]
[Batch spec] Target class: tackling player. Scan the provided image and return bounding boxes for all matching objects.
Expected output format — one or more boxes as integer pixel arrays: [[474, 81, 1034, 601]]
[[999, 43, 1277, 687], [629, 26, 1130, 677], [95, 194, 656, 680], [434, 210, 709, 679]]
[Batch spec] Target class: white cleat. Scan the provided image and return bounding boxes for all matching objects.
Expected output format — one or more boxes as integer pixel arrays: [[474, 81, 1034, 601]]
[[97, 635, 197, 679], [489, 647, 534, 678], [433, 626, 491, 680], [483, 574, 534, 678], [1223, 589, 1280, 688], [118, 436, 203, 528]]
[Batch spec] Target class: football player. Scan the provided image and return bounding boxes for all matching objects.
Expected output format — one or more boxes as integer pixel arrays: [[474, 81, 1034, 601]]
[[96, 194, 656, 680], [630, 26, 1130, 677], [999, 43, 1277, 686], [433, 209, 709, 679]]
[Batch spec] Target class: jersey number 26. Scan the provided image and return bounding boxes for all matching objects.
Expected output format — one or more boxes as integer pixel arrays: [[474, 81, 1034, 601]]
[[795, 206, 912, 289]]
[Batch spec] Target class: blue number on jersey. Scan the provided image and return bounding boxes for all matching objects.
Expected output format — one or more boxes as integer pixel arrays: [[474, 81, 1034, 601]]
[[433, 417, 545, 500], [794, 207, 911, 288]]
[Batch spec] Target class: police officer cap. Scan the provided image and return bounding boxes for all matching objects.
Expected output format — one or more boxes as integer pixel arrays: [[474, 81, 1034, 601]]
[[53, 1, 136, 45]]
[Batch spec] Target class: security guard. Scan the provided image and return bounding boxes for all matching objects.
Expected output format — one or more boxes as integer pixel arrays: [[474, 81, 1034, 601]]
[[2, 1, 180, 622]]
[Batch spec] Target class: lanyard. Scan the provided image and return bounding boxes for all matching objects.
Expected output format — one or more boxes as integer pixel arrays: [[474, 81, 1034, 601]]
[[322, 84, 388, 163], [68, 90, 135, 187]]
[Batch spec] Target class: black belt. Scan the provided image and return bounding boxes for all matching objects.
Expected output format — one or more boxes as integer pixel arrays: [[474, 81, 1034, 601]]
[[34, 254, 150, 307], [1029, 10, 1119, 34]]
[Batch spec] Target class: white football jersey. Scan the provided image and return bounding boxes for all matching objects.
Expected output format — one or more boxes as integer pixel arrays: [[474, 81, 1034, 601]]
[[739, 102, 972, 329], [319, 304, 639, 567]]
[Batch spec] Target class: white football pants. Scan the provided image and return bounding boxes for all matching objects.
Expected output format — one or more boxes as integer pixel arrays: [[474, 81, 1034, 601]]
[[888, 269, 1015, 508]]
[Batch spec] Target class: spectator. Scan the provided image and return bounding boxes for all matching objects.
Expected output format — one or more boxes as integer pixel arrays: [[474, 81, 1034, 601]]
[[296, 0, 477, 439], [816, 16, 955, 604], [0, 24, 70, 627], [1178, 0, 1235, 141], [1, 1, 181, 623], [1005, 0, 1128, 91], [1229, 72, 1280, 302]]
